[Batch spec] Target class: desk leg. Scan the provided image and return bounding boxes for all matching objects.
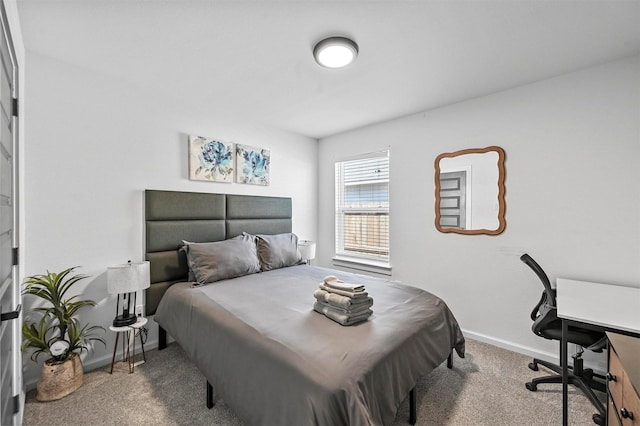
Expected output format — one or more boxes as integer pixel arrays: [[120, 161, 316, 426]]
[[561, 319, 568, 426]]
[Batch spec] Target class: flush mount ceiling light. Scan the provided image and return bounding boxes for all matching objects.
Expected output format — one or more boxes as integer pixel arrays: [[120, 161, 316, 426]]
[[313, 36, 359, 69]]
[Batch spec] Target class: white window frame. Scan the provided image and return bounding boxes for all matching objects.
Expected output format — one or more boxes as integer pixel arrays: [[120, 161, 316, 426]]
[[333, 150, 391, 275]]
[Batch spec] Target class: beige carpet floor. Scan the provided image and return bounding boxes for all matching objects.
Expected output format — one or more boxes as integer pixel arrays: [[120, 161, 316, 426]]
[[23, 338, 604, 425]]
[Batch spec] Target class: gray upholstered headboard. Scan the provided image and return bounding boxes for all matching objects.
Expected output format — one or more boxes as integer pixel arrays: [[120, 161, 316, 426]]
[[144, 189, 292, 315]]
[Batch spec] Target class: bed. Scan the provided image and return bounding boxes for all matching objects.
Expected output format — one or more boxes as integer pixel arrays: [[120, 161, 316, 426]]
[[145, 189, 465, 426]]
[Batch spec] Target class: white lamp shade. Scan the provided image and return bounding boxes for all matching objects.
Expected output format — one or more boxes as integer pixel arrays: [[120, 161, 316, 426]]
[[107, 261, 150, 294], [298, 240, 316, 260]]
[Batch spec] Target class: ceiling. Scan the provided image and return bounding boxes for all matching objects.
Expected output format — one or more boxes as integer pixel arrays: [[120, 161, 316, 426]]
[[16, 0, 640, 139]]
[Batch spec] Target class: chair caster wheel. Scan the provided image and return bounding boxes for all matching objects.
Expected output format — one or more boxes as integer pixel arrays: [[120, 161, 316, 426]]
[[528, 362, 539, 371], [525, 382, 537, 392], [592, 413, 604, 425]]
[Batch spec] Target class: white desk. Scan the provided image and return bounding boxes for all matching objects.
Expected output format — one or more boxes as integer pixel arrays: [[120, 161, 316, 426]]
[[556, 278, 640, 426], [557, 279, 640, 334]]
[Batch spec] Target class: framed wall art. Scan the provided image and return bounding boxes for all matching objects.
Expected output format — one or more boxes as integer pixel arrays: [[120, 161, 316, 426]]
[[236, 144, 270, 186], [189, 135, 234, 183]]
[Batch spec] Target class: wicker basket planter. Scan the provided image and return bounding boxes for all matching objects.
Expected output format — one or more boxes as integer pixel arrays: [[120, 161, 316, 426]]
[[22, 267, 104, 403], [36, 353, 83, 402]]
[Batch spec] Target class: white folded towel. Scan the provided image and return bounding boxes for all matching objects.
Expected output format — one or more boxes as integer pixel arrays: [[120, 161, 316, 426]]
[[319, 284, 369, 298], [314, 300, 372, 316], [323, 275, 365, 293], [313, 301, 372, 326], [313, 288, 373, 311]]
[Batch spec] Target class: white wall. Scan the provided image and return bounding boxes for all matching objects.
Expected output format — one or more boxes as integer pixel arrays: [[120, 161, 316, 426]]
[[318, 56, 640, 365], [22, 51, 318, 387]]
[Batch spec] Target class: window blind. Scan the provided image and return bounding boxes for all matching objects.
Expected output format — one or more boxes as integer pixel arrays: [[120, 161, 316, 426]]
[[335, 151, 389, 262]]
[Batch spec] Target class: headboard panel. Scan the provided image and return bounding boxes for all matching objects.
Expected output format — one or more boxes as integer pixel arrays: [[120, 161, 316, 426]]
[[145, 190, 226, 220], [146, 220, 226, 251], [144, 190, 292, 315], [226, 194, 292, 219], [226, 219, 293, 239]]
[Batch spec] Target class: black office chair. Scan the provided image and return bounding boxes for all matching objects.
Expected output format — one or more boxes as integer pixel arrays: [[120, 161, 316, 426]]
[[521, 253, 607, 425]]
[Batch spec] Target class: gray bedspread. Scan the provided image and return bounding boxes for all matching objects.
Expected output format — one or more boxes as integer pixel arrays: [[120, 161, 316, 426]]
[[154, 265, 465, 426]]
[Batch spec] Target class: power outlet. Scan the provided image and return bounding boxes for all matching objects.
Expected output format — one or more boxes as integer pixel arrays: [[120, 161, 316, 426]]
[[135, 305, 144, 317]]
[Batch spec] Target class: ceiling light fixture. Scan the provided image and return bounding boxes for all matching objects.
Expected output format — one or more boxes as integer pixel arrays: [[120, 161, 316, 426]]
[[313, 36, 359, 69]]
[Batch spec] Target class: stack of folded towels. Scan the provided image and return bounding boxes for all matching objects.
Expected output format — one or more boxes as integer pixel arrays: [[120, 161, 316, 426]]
[[313, 275, 374, 326]]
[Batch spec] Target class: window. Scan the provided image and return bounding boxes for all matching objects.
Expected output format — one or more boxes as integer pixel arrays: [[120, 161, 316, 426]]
[[334, 151, 390, 268]]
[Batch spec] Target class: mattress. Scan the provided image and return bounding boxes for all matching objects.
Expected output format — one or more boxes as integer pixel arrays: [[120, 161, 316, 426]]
[[154, 265, 465, 426]]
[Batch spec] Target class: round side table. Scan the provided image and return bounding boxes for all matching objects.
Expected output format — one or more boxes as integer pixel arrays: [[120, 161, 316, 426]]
[[109, 317, 148, 374]]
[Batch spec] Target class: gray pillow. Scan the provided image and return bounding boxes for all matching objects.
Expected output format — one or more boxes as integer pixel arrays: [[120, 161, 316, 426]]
[[256, 233, 302, 271], [183, 235, 261, 284]]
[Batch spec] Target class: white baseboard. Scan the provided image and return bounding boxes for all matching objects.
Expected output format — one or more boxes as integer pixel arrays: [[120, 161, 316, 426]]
[[81, 338, 161, 372], [462, 329, 559, 364], [462, 328, 608, 374]]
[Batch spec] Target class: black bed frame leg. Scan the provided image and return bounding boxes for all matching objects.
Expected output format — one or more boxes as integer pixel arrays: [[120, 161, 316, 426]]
[[159, 326, 167, 350], [206, 380, 215, 409], [409, 387, 416, 425], [406, 351, 453, 425]]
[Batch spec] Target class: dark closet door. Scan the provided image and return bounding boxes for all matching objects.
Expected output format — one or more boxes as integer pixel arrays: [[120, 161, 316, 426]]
[[0, 3, 20, 425]]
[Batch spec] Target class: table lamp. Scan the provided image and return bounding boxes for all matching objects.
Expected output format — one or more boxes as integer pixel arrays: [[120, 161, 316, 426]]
[[107, 261, 150, 327], [297, 240, 316, 265]]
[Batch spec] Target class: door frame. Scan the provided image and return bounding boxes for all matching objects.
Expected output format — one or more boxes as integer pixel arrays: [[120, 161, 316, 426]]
[[0, 1, 22, 424]]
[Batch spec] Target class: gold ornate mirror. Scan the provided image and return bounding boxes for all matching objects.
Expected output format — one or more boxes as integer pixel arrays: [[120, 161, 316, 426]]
[[434, 146, 506, 235]]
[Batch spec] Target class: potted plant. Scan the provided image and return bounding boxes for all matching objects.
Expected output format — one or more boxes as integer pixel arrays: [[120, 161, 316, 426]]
[[22, 266, 105, 401]]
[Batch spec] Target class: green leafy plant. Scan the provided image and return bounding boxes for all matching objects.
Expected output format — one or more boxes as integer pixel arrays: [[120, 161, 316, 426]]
[[22, 267, 105, 364]]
